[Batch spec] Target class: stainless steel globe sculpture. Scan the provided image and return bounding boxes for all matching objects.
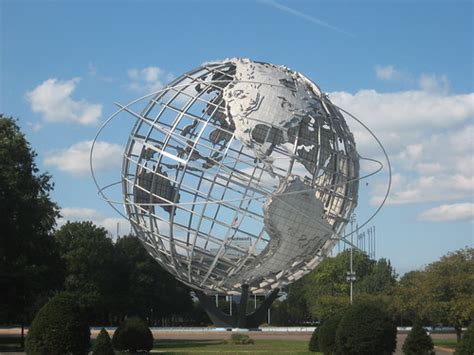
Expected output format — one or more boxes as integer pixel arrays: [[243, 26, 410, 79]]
[[120, 58, 359, 295]]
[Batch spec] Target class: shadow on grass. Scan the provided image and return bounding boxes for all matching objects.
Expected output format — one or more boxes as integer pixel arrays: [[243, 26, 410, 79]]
[[154, 338, 224, 349], [0, 336, 24, 352]]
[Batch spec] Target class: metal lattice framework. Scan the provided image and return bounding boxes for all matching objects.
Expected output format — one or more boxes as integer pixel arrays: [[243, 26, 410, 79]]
[[113, 59, 360, 295]]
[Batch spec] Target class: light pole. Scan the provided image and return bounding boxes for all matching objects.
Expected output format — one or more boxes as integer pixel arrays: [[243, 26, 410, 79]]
[[346, 214, 357, 304]]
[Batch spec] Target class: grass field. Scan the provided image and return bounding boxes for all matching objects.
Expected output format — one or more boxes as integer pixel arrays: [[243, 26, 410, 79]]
[[153, 339, 319, 354], [0, 337, 318, 354], [433, 338, 458, 350], [0, 334, 460, 354]]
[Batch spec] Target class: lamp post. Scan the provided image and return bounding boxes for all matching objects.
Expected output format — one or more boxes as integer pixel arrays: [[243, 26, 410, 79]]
[[347, 214, 357, 304]]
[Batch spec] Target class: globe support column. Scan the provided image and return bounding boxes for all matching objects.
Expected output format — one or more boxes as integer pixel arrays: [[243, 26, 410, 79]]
[[195, 287, 280, 328], [237, 284, 249, 328]]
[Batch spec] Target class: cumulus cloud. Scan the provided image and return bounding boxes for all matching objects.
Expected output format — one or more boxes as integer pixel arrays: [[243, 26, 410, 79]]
[[370, 173, 473, 205], [418, 203, 474, 222], [331, 90, 474, 132], [329, 86, 474, 207], [58, 207, 131, 237], [44, 140, 123, 176], [26, 78, 102, 125], [127, 66, 173, 93], [61, 207, 98, 220]]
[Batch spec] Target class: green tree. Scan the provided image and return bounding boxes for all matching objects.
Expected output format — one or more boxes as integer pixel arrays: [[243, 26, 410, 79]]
[[394, 271, 428, 325], [335, 302, 397, 355], [318, 312, 344, 355], [268, 299, 290, 325], [424, 248, 474, 341], [357, 258, 397, 294], [396, 248, 474, 341], [92, 328, 114, 355], [286, 278, 314, 324], [112, 235, 193, 324], [25, 292, 90, 355], [55, 221, 117, 324], [305, 250, 374, 296], [0, 115, 62, 324], [455, 321, 474, 355], [308, 326, 320, 352], [112, 316, 153, 353], [303, 250, 380, 320], [402, 320, 434, 355]]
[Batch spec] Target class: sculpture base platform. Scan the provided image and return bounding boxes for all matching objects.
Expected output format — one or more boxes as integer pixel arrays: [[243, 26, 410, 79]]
[[195, 285, 280, 328]]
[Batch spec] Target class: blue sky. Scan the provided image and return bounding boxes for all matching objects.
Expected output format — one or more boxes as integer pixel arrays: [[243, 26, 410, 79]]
[[1, 0, 472, 275]]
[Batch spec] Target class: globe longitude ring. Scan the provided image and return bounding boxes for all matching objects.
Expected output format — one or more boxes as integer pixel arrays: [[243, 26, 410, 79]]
[[91, 58, 391, 295]]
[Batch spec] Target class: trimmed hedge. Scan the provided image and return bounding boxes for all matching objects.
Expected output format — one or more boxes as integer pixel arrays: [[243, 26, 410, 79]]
[[456, 322, 474, 355], [318, 313, 344, 354], [228, 333, 254, 345], [335, 302, 397, 355], [308, 326, 320, 352], [92, 328, 114, 355], [402, 321, 434, 355], [112, 317, 153, 353], [25, 292, 90, 355]]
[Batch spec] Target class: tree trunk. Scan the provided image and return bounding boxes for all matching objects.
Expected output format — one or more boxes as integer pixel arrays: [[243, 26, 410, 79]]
[[20, 322, 25, 348], [455, 325, 462, 342]]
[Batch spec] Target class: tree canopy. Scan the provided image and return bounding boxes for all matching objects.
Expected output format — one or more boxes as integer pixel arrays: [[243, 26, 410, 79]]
[[302, 249, 396, 320], [53, 224, 194, 325], [112, 235, 194, 323], [395, 248, 474, 340], [55, 221, 118, 323], [0, 115, 62, 323]]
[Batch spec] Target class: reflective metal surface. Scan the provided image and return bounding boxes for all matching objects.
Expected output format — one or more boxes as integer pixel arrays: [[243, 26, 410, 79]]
[[120, 58, 359, 294]]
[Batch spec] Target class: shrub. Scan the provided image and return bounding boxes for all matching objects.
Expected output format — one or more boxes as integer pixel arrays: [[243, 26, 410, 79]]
[[92, 328, 114, 355], [25, 292, 90, 355], [318, 313, 344, 354], [112, 317, 153, 353], [402, 321, 434, 355], [335, 302, 397, 355], [229, 333, 254, 345], [308, 326, 320, 352], [456, 322, 474, 355]]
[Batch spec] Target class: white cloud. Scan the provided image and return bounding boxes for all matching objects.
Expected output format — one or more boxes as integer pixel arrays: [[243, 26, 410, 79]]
[[26, 121, 42, 132], [371, 173, 473, 205], [44, 140, 123, 175], [61, 207, 98, 219], [330, 90, 474, 132], [57, 207, 131, 237], [26, 78, 102, 125], [329, 87, 474, 206], [375, 65, 397, 80], [127, 66, 173, 93], [418, 73, 449, 94], [374, 64, 414, 84], [374, 65, 451, 95], [418, 203, 474, 222]]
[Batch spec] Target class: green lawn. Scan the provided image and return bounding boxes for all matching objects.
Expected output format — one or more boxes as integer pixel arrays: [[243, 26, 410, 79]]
[[433, 338, 458, 350], [152, 339, 321, 354]]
